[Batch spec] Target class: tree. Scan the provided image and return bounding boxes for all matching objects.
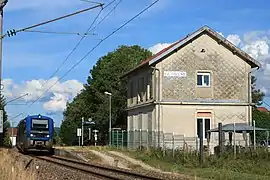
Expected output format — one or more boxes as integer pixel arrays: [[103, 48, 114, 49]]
[[251, 76, 264, 105], [60, 45, 152, 145]]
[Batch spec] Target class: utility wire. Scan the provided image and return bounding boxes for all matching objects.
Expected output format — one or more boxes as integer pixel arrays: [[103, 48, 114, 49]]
[[80, 0, 103, 5], [27, 0, 160, 107], [90, 0, 122, 32], [39, 0, 119, 88], [262, 100, 270, 109], [23, 30, 97, 36], [2, 3, 104, 39]]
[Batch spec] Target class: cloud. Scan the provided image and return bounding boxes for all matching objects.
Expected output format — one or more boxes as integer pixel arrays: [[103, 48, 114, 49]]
[[242, 40, 269, 59], [43, 93, 69, 112], [2, 77, 84, 112], [227, 34, 241, 47], [148, 43, 172, 54]]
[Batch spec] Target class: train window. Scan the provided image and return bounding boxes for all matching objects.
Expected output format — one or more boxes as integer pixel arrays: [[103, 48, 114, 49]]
[[31, 119, 49, 130]]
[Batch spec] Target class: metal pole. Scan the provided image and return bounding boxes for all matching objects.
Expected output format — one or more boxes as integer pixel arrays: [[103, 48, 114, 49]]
[[0, 1, 7, 146], [109, 95, 112, 146], [253, 120, 256, 150], [79, 134, 80, 146], [199, 121, 203, 165], [82, 117, 84, 146], [89, 128, 91, 145], [233, 122, 236, 158], [218, 123, 223, 155], [11, 120, 13, 147]]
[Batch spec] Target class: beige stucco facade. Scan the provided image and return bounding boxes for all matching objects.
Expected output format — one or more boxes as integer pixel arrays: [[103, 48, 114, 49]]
[[124, 27, 260, 151]]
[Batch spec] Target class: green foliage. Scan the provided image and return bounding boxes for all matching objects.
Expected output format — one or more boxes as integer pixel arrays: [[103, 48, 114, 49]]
[[251, 76, 265, 105], [123, 147, 270, 179], [60, 45, 152, 145]]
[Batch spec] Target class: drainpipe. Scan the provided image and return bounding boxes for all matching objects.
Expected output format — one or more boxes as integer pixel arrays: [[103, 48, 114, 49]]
[[151, 66, 161, 147], [248, 66, 259, 146], [248, 67, 259, 125]]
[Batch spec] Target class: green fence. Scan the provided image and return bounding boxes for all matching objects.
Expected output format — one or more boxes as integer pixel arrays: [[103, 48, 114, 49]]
[[111, 129, 127, 148]]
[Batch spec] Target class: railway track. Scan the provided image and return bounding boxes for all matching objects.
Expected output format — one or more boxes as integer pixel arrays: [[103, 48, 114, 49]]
[[32, 155, 165, 180]]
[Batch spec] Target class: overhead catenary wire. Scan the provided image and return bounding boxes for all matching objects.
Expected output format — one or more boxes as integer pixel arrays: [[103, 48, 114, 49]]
[[39, 0, 120, 88], [23, 30, 97, 36], [1, 3, 104, 39], [27, 0, 160, 107]]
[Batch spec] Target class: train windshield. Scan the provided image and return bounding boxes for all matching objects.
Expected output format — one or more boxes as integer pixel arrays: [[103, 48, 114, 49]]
[[31, 119, 49, 131]]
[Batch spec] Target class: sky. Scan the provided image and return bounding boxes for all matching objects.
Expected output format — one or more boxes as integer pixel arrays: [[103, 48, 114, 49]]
[[2, 0, 270, 127]]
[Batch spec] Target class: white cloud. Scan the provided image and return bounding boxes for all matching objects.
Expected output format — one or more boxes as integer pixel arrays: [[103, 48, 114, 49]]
[[227, 34, 241, 47], [148, 43, 172, 54], [2, 77, 84, 112], [242, 40, 269, 59], [43, 93, 69, 112]]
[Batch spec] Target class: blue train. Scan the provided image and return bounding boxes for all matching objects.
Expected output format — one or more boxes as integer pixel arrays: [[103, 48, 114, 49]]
[[16, 114, 54, 154]]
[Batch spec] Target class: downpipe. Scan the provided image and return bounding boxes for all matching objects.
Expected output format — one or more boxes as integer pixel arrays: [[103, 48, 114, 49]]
[[151, 66, 161, 148], [248, 66, 259, 146]]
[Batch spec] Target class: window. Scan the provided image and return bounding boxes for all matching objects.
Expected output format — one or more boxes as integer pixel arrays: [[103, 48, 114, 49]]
[[196, 118, 211, 139], [197, 72, 210, 87]]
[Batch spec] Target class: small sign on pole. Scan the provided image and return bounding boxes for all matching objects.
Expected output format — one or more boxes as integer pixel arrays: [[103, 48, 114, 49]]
[[77, 128, 82, 137], [0, 109, 3, 133]]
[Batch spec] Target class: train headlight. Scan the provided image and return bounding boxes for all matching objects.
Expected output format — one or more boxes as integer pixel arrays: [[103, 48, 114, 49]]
[[30, 134, 34, 137], [46, 135, 49, 137]]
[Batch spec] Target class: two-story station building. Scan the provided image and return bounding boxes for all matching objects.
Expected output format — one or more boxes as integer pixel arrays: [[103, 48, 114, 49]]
[[122, 25, 261, 151]]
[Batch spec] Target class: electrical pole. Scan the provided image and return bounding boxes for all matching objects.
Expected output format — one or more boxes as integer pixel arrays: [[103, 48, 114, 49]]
[[82, 117, 84, 146], [0, 0, 7, 146]]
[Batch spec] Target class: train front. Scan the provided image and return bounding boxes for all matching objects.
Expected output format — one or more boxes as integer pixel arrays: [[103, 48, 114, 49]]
[[28, 115, 54, 152]]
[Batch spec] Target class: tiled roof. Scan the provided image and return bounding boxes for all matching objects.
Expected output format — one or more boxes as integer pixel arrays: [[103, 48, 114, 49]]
[[122, 25, 261, 77], [7, 128, 17, 137], [257, 107, 269, 112]]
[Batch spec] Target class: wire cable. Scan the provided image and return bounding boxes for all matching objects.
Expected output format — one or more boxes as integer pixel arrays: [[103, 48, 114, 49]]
[[40, 0, 119, 88], [90, 0, 122, 32], [23, 30, 97, 36], [27, 0, 160, 107], [2, 4, 104, 39]]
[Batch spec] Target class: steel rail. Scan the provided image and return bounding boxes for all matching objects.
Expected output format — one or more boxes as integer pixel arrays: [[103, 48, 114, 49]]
[[33, 155, 164, 180]]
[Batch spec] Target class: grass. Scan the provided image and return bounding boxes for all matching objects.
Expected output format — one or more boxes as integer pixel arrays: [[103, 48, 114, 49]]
[[56, 145, 270, 179], [114, 147, 270, 180], [0, 148, 36, 180]]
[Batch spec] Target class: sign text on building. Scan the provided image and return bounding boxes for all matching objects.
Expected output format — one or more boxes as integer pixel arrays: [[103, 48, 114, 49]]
[[164, 71, 187, 77]]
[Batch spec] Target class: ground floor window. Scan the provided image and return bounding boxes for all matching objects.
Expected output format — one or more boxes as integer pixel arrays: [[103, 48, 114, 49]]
[[197, 117, 211, 139]]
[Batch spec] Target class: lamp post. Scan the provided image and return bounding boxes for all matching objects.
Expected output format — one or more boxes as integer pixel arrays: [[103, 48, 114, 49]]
[[104, 91, 112, 146]]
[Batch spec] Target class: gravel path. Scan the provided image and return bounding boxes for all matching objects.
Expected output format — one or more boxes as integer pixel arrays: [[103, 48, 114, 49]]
[[89, 149, 128, 169], [108, 151, 161, 172]]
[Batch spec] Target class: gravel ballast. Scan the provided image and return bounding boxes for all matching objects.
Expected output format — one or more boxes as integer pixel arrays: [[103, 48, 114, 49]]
[[8, 148, 102, 180]]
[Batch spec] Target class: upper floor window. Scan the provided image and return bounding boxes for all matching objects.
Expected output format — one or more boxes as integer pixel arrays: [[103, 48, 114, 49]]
[[197, 72, 210, 87]]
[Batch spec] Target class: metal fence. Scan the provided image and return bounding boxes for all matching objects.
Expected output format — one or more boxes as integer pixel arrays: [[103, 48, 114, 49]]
[[111, 129, 252, 154], [111, 129, 201, 151]]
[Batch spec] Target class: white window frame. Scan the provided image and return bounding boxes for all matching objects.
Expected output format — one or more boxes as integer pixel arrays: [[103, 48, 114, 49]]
[[196, 117, 211, 140], [197, 72, 211, 87]]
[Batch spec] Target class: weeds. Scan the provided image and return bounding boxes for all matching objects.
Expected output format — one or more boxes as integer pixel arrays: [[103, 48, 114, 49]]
[[0, 149, 36, 180], [116, 146, 270, 179]]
